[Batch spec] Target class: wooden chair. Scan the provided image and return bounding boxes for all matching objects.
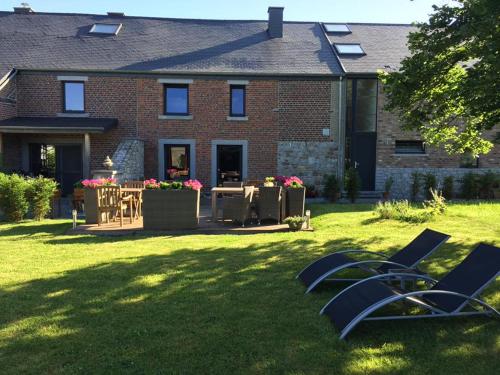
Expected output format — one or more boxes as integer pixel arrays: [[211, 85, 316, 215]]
[[96, 186, 134, 227], [123, 181, 145, 217]]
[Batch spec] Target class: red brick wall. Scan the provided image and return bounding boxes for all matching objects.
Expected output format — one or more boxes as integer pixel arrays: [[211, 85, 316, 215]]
[[137, 78, 279, 186], [278, 80, 331, 141], [0, 75, 19, 170], [376, 82, 499, 168]]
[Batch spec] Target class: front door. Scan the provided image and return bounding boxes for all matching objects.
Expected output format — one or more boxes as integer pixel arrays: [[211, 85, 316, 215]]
[[55, 145, 83, 196], [164, 144, 190, 180], [217, 145, 242, 185], [346, 79, 378, 191]]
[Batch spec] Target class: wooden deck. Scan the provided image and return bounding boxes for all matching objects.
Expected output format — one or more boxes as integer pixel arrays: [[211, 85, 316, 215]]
[[69, 207, 300, 236]]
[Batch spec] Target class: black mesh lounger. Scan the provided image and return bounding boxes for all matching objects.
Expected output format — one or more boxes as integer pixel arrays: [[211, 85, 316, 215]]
[[320, 243, 500, 339], [297, 229, 450, 293]]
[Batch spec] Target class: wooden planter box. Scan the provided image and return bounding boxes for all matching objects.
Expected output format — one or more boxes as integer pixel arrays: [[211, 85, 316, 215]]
[[143, 189, 200, 230], [83, 188, 99, 224], [286, 187, 306, 218]]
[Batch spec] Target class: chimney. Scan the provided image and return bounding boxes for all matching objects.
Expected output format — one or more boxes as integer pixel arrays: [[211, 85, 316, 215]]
[[267, 7, 284, 38], [107, 12, 125, 18], [14, 3, 34, 14]]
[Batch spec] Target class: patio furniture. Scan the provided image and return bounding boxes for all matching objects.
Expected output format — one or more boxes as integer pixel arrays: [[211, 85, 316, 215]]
[[297, 228, 450, 293], [72, 187, 84, 212], [121, 187, 143, 218], [210, 187, 259, 220], [320, 243, 500, 339], [257, 186, 282, 224], [143, 189, 200, 230], [96, 186, 134, 227], [244, 179, 263, 187], [123, 181, 145, 189], [223, 181, 243, 188], [222, 186, 254, 227]]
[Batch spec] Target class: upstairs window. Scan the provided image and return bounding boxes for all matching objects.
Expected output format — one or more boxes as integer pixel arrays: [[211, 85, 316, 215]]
[[230, 85, 246, 117], [164, 84, 189, 115], [63, 82, 85, 112], [89, 23, 122, 35], [324, 24, 351, 33], [395, 140, 426, 154], [334, 43, 365, 55]]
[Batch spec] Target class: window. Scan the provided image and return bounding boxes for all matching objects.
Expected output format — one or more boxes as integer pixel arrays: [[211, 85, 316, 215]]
[[395, 140, 426, 154], [355, 79, 378, 132], [63, 82, 84, 112], [230, 85, 246, 117], [165, 144, 190, 180], [164, 84, 189, 115], [334, 44, 365, 55], [324, 24, 350, 33], [89, 23, 122, 35]]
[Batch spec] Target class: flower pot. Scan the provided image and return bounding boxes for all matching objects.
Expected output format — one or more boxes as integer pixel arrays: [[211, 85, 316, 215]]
[[263, 182, 275, 187], [286, 187, 306, 218], [83, 188, 99, 224], [143, 189, 200, 230], [287, 221, 304, 231]]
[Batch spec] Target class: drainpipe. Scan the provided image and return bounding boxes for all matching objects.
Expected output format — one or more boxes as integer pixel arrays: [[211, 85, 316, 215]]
[[337, 76, 345, 184]]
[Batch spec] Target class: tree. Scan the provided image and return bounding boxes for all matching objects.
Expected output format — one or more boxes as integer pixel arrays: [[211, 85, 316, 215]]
[[380, 0, 499, 156]]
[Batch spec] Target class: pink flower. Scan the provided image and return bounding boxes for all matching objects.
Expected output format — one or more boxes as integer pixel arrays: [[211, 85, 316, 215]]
[[183, 179, 203, 191], [144, 178, 159, 189], [284, 176, 304, 188], [275, 176, 288, 184]]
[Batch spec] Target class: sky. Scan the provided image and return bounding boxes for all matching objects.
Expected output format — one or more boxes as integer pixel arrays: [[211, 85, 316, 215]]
[[1, 0, 456, 24]]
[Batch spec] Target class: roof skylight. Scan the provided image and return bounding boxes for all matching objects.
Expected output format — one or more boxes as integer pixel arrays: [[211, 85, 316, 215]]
[[324, 24, 351, 33], [89, 23, 122, 35], [334, 44, 365, 55]]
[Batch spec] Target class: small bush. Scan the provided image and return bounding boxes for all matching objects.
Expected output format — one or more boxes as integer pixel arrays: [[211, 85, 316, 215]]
[[26, 176, 58, 220], [477, 171, 498, 199], [461, 172, 479, 199], [442, 176, 454, 200], [305, 184, 318, 198], [0, 173, 30, 222], [283, 215, 305, 231], [423, 173, 437, 200], [423, 188, 447, 216], [345, 168, 361, 203], [323, 174, 340, 202], [410, 172, 421, 201]]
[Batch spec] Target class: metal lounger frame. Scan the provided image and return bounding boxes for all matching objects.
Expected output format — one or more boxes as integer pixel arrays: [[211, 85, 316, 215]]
[[320, 272, 500, 340]]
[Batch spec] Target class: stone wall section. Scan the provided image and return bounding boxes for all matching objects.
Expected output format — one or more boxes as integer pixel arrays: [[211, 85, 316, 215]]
[[111, 139, 144, 183]]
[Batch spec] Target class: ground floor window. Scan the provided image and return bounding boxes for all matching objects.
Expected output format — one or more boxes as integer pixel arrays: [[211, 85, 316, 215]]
[[164, 144, 190, 180], [216, 145, 243, 185]]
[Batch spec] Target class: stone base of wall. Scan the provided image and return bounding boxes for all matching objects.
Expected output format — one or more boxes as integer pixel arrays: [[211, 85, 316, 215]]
[[111, 139, 144, 183], [278, 141, 338, 190], [376, 167, 500, 200]]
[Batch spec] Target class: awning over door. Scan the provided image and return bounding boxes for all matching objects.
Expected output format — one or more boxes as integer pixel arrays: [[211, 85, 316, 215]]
[[0, 116, 118, 134]]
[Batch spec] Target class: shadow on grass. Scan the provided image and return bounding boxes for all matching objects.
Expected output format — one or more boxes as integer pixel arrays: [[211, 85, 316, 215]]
[[0, 236, 498, 374]]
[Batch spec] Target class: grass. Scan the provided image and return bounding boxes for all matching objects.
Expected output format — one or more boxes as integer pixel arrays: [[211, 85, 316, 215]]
[[0, 202, 499, 374]]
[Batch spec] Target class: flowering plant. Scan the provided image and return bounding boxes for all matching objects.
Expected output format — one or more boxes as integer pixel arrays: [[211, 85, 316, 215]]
[[265, 177, 275, 183], [275, 176, 288, 184], [143, 178, 203, 191], [81, 178, 116, 189], [284, 176, 304, 188], [144, 178, 160, 189], [183, 179, 203, 191]]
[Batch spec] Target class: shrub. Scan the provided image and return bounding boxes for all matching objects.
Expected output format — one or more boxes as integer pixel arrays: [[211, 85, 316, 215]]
[[384, 177, 394, 194], [461, 172, 479, 199], [0, 173, 30, 222], [423, 188, 447, 216], [410, 172, 421, 201], [345, 168, 361, 203], [442, 176, 454, 200], [477, 171, 498, 199], [26, 176, 58, 221], [283, 215, 305, 231], [423, 173, 437, 200], [323, 174, 340, 202]]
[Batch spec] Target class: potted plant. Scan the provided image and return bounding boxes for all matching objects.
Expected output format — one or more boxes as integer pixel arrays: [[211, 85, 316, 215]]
[[142, 179, 203, 230], [383, 177, 394, 200], [82, 178, 117, 224], [284, 176, 306, 217], [283, 215, 305, 231], [263, 177, 275, 187]]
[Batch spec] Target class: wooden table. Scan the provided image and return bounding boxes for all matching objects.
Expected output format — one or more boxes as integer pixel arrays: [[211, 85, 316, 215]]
[[120, 187, 143, 219], [210, 187, 259, 220]]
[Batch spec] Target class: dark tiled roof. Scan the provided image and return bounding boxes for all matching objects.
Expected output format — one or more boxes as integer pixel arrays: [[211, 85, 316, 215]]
[[0, 11, 343, 78], [325, 23, 416, 74], [0, 116, 118, 133]]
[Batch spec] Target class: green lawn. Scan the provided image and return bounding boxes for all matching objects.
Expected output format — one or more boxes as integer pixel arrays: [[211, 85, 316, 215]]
[[0, 202, 499, 374]]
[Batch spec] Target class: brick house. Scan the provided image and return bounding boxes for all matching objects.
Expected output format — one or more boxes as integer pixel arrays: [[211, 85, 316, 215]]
[[0, 6, 498, 197]]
